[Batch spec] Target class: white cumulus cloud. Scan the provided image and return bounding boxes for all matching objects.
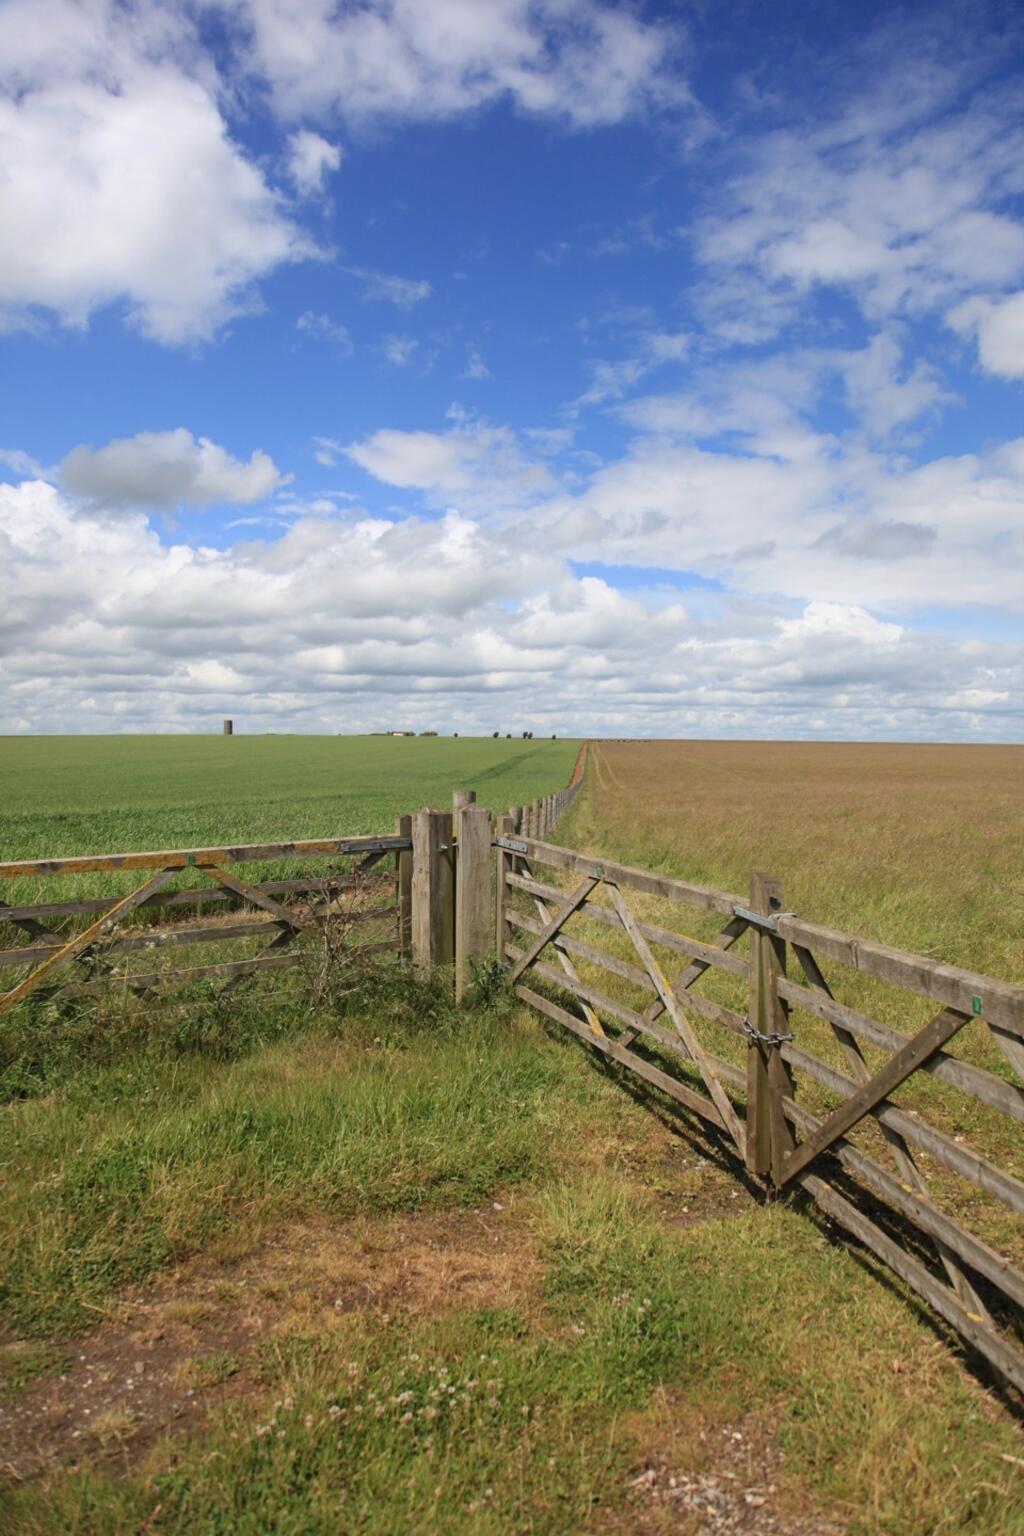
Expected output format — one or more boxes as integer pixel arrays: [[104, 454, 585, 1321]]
[[60, 429, 289, 509], [228, 0, 687, 128], [948, 291, 1024, 379], [0, 0, 314, 344], [287, 129, 342, 195], [2, 478, 1021, 740]]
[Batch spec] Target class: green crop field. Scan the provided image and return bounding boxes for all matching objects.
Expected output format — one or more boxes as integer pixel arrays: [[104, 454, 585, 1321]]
[[0, 734, 580, 860], [2, 740, 1022, 1536]]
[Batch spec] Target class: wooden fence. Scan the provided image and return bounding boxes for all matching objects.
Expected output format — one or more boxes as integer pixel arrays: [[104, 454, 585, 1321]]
[[0, 831, 411, 1010], [3, 741, 1022, 1398], [0, 759, 586, 1015], [491, 818, 1024, 1398]]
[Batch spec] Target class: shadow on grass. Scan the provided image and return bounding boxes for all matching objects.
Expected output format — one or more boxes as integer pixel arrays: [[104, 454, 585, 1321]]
[[538, 1010, 1024, 1419]]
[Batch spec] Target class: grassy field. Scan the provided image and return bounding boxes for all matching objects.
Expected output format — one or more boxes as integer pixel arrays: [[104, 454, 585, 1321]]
[[2, 738, 1023, 1534], [0, 734, 579, 860]]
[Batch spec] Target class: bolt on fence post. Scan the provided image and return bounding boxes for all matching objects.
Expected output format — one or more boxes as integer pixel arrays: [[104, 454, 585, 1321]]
[[745, 872, 795, 1184], [455, 802, 493, 1002], [395, 813, 412, 960], [411, 807, 454, 976]]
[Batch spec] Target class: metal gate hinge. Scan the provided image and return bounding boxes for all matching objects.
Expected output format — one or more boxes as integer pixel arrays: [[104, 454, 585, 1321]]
[[732, 904, 796, 933]]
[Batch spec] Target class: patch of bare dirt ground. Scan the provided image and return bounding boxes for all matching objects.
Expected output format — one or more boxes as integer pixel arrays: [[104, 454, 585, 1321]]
[[595, 1391, 847, 1536], [0, 1204, 540, 1484]]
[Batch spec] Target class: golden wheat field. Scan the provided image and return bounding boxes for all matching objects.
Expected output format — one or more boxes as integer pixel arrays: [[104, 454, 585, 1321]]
[[548, 739, 1024, 1270], [578, 739, 1024, 983]]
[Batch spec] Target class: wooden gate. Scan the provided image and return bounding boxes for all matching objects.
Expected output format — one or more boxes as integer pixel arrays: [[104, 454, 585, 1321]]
[[495, 817, 1024, 1396], [0, 831, 411, 1010]]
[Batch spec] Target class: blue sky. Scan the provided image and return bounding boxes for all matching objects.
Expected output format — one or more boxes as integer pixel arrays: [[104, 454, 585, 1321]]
[[1, 0, 1023, 737]]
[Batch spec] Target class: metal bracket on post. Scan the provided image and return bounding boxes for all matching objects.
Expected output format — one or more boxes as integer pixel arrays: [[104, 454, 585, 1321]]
[[732, 904, 796, 933]]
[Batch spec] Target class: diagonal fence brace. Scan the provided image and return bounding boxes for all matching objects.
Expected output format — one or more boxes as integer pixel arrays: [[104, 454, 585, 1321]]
[[606, 882, 747, 1158], [507, 876, 599, 986], [0, 868, 179, 1016], [644, 912, 750, 1027], [777, 1005, 971, 1187], [199, 865, 312, 931]]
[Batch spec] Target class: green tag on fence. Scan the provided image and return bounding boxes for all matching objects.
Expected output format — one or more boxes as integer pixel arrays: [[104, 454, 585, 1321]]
[[972, 995, 983, 1015]]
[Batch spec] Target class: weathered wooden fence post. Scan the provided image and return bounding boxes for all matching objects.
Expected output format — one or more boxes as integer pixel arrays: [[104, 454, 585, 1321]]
[[495, 811, 514, 964], [395, 813, 413, 960], [453, 788, 476, 811], [455, 800, 493, 1002], [411, 807, 454, 974], [745, 872, 795, 1184]]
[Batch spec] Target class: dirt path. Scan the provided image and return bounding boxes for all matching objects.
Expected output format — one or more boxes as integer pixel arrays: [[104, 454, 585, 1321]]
[[1, 1206, 539, 1485]]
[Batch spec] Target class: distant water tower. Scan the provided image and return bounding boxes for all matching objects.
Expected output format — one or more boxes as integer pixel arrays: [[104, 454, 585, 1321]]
[[223, 719, 233, 736]]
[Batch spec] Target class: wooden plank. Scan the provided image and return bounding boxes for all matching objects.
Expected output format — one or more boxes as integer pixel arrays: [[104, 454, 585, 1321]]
[[411, 808, 454, 973], [200, 866, 312, 930], [455, 804, 493, 1002], [495, 814, 514, 964], [513, 866, 607, 1040], [0, 917, 285, 969], [0, 869, 179, 1015], [515, 985, 726, 1129], [502, 838, 741, 918], [788, 944, 992, 1319], [988, 1022, 1024, 1087], [505, 929, 748, 1045], [801, 1174, 1024, 1396], [508, 909, 652, 992], [745, 873, 793, 1179], [607, 883, 747, 1156], [777, 915, 1024, 1038], [504, 872, 748, 977], [0, 835, 412, 881], [507, 877, 598, 985], [781, 1040, 1024, 1217], [0, 873, 389, 925], [782, 1094, 1024, 1310], [644, 913, 750, 1026], [395, 814, 413, 961], [777, 975, 1024, 1124], [509, 945, 656, 1033], [509, 946, 748, 1101], [779, 1008, 972, 1187], [62, 938, 399, 998]]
